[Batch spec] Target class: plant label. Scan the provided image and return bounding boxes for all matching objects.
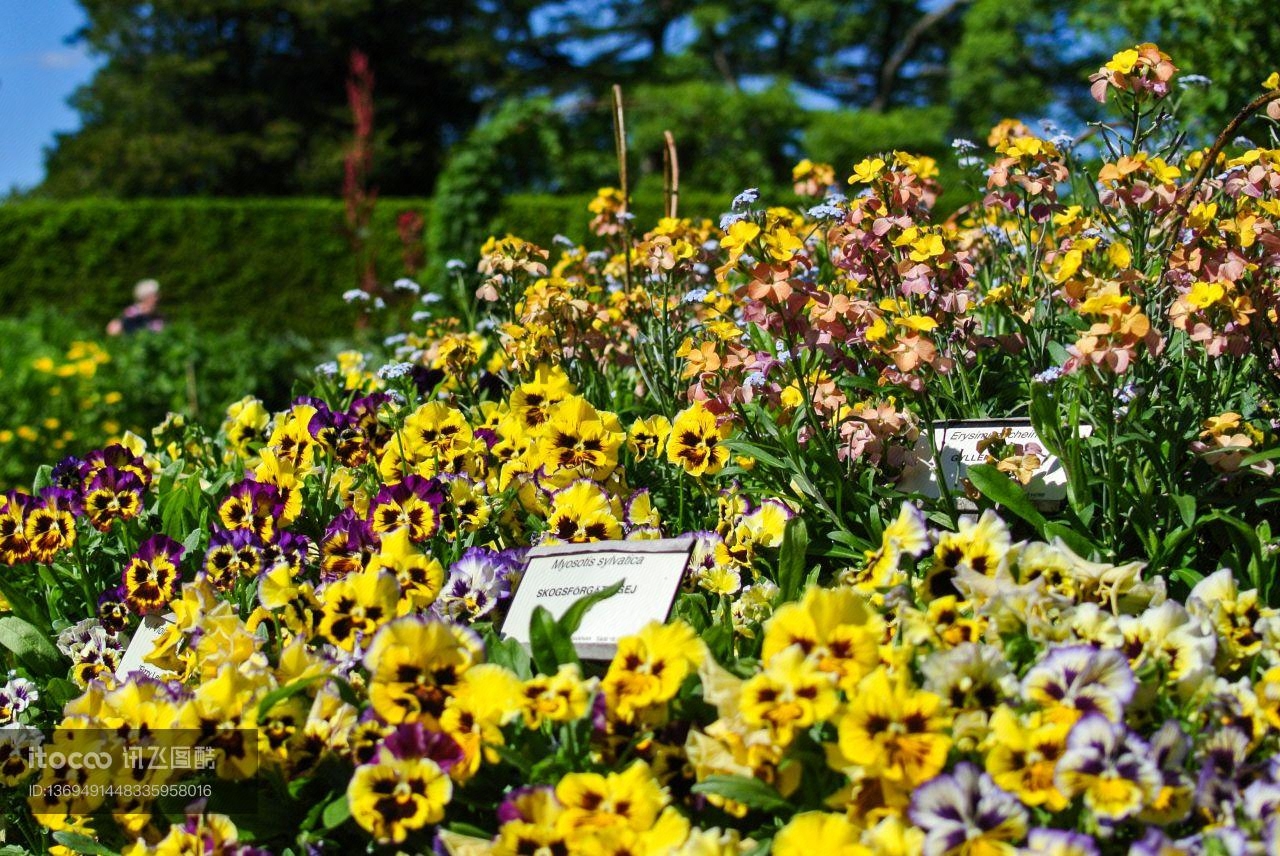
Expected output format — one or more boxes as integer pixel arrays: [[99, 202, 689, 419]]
[[502, 536, 694, 660], [897, 418, 1092, 509], [115, 612, 178, 680]]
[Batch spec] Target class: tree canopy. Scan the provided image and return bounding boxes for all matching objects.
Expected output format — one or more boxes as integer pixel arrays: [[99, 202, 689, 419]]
[[37, 0, 1279, 198]]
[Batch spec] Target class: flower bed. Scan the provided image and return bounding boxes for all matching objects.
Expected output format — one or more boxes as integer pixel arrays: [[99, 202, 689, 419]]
[[2, 46, 1280, 854], [0, 313, 316, 489]]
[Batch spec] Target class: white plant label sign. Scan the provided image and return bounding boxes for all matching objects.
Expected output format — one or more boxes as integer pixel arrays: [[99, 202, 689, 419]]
[[502, 537, 693, 660], [115, 612, 178, 680], [898, 418, 1092, 507]]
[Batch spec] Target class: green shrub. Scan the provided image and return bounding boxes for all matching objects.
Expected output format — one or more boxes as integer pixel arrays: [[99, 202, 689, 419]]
[[624, 81, 806, 194], [803, 107, 976, 214], [0, 198, 432, 340], [0, 194, 743, 344], [425, 98, 566, 283], [803, 106, 953, 161]]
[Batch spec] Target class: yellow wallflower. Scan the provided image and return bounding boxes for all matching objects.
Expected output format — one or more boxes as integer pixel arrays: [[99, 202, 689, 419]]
[[1186, 281, 1226, 310], [1105, 48, 1140, 74], [894, 151, 938, 179], [849, 156, 887, 184], [720, 220, 761, 257]]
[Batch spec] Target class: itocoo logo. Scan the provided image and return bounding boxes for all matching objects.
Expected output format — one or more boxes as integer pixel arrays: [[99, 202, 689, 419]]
[[30, 745, 113, 770]]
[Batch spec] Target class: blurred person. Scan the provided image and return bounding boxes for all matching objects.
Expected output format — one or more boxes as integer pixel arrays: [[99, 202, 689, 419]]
[[107, 279, 165, 336]]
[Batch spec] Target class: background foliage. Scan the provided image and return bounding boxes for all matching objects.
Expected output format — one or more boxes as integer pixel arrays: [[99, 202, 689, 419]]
[[0, 193, 727, 341], [25, 0, 1278, 201], [0, 312, 314, 487], [0, 197, 429, 339]]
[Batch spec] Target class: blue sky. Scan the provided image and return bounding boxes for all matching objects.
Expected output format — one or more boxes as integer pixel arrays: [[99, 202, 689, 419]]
[[0, 0, 100, 193]]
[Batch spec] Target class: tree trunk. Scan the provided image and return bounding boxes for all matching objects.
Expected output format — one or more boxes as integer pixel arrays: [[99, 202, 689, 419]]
[[870, 0, 970, 111]]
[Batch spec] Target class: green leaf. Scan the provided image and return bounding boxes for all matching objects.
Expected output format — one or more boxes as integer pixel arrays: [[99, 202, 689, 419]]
[[321, 795, 351, 831], [777, 517, 809, 604], [32, 464, 53, 493], [0, 615, 63, 675], [1240, 446, 1280, 467], [1202, 836, 1232, 856], [50, 832, 119, 856], [1171, 493, 1197, 530], [490, 742, 535, 775], [962, 463, 1098, 557], [723, 438, 788, 472], [292, 774, 314, 801], [965, 464, 1048, 530], [447, 823, 493, 839], [257, 675, 327, 719], [1042, 522, 1100, 560], [529, 605, 579, 675], [672, 594, 711, 632], [691, 774, 790, 812], [43, 677, 81, 709], [182, 527, 205, 554], [557, 578, 625, 636], [1151, 527, 1196, 567], [487, 633, 533, 679], [1205, 510, 1263, 551], [0, 573, 49, 627], [1170, 567, 1204, 589], [703, 619, 734, 662], [160, 478, 200, 541], [524, 580, 627, 673]]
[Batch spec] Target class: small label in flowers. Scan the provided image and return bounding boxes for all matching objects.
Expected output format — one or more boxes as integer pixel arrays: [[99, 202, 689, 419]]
[[898, 418, 1092, 508], [503, 537, 694, 660], [116, 613, 178, 681]]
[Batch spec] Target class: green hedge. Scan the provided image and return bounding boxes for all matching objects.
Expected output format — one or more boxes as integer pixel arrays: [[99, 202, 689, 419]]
[[0, 194, 737, 340], [0, 198, 432, 340]]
